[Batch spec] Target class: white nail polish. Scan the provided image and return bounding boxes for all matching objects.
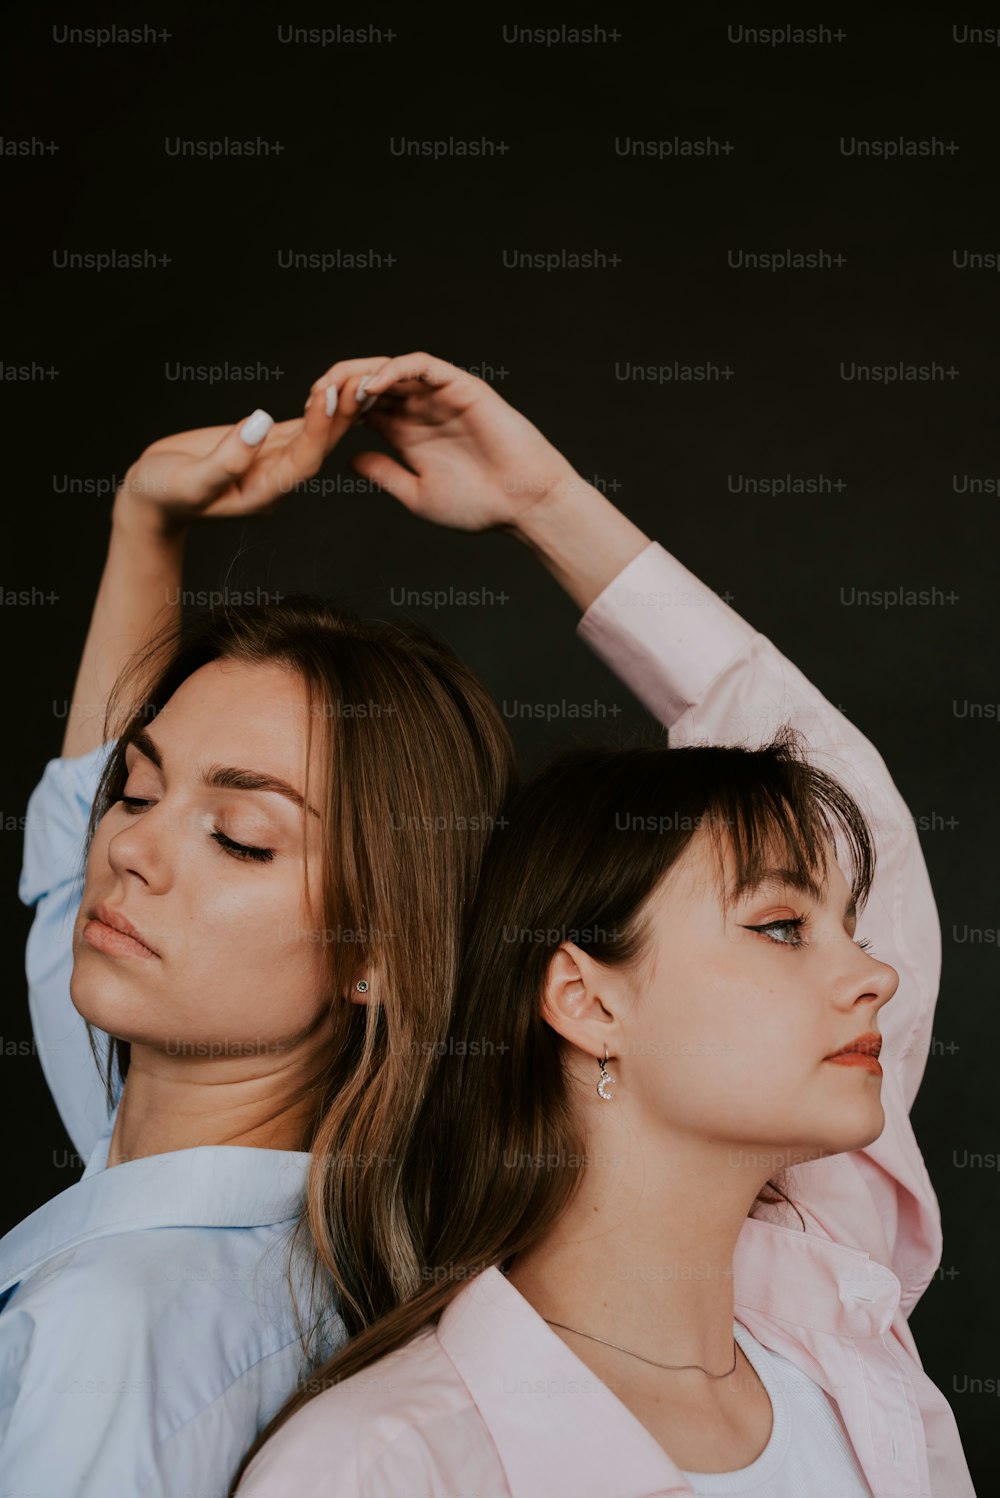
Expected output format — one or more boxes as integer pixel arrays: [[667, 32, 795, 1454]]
[[325, 384, 338, 417], [239, 409, 273, 445]]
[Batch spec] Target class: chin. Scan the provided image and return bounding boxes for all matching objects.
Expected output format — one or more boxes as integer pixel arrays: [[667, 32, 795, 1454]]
[[69, 961, 142, 1037], [68, 962, 104, 1027], [784, 1102, 887, 1164], [833, 1103, 886, 1155]]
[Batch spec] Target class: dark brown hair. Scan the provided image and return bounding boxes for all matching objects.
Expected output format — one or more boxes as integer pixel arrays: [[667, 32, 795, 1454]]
[[233, 722, 877, 1485]]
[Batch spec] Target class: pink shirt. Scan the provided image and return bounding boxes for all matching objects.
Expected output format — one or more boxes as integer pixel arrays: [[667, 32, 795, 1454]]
[[237, 540, 976, 1498]]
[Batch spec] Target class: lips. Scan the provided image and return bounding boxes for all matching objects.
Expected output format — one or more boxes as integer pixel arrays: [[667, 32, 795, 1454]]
[[88, 901, 159, 957], [825, 1031, 881, 1060]]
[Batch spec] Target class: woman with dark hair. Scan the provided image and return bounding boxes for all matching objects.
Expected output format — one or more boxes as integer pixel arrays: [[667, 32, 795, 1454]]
[[233, 359, 975, 1495], [4, 353, 633, 1498]]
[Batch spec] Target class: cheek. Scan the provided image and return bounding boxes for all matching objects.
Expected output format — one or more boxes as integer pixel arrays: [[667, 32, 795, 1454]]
[[641, 963, 818, 1102], [195, 872, 317, 957], [224, 870, 332, 987], [184, 880, 331, 1042]]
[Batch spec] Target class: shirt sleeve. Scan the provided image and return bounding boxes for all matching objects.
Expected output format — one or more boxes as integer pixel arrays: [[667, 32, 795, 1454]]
[[18, 740, 120, 1161], [577, 540, 944, 1311]]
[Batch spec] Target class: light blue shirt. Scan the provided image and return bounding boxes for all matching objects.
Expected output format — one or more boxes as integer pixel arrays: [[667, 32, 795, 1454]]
[[6, 742, 346, 1497]]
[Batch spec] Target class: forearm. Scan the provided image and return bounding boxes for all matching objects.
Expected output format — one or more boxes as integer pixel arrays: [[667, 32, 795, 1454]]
[[508, 474, 651, 613], [60, 486, 188, 757]]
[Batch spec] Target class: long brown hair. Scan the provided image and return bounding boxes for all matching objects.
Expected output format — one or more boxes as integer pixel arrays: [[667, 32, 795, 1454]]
[[75, 591, 516, 1353], [233, 722, 877, 1485]]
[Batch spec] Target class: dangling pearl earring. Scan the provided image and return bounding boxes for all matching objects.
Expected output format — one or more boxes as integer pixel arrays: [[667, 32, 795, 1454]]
[[597, 1045, 615, 1101], [355, 979, 369, 993]]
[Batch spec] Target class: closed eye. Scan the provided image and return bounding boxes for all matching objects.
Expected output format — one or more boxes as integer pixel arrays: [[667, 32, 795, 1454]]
[[116, 796, 276, 864], [211, 830, 275, 864]]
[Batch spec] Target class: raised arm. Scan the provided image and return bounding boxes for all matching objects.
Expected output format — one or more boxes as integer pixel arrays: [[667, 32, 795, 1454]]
[[345, 353, 942, 1311], [351, 353, 938, 1112], [331, 351, 652, 608], [525, 517, 943, 1313], [61, 491, 187, 758], [22, 373, 381, 1160]]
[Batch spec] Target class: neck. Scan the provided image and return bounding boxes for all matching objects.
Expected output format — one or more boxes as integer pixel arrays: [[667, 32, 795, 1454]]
[[106, 1046, 326, 1166], [505, 1125, 773, 1376]]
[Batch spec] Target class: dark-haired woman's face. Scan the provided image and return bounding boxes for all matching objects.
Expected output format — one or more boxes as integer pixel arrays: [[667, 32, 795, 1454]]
[[607, 829, 899, 1170], [71, 658, 339, 1070]]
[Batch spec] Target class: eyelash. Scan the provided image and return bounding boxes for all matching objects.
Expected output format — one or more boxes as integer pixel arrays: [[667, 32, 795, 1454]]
[[744, 913, 874, 953], [116, 796, 276, 864]]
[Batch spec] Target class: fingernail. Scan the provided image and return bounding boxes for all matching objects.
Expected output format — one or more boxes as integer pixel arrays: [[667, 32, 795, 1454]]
[[325, 384, 338, 417], [239, 409, 273, 446]]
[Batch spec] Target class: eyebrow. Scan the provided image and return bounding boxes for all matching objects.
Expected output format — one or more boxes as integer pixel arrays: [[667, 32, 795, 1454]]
[[733, 868, 856, 922], [127, 728, 322, 820]]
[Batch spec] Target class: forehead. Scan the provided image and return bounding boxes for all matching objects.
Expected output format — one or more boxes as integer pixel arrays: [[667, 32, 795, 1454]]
[[654, 820, 847, 918], [131, 659, 320, 776]]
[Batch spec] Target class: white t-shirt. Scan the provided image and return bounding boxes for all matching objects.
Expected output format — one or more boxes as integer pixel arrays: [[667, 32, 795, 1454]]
[[679, 1319, 873, 1495]]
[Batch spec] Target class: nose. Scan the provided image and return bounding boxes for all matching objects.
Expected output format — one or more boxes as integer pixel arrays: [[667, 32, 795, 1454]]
[[847, 950, 899, 1019], [102, 800, 184, 893]]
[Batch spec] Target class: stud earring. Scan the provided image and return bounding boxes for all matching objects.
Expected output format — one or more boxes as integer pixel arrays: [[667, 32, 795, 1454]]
[[355, 979, 369, 993], [597, 1045, 615, 1101]]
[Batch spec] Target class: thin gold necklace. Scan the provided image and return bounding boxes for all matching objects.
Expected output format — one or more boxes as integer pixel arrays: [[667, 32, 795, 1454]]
[[543, 1319, 739, 1377]]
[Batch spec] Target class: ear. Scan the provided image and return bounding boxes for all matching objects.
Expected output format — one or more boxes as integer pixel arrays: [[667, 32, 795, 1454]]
[[540, 942, 618, 1061]]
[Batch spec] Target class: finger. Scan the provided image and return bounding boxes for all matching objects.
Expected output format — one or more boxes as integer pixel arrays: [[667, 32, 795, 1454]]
[[183, 409, 275, 502], [266, 417, 307, 438], [281, 379, 357, 481], [348, 451, 421, 510], [308, 355, 393, 413], [357, 381, 428, 404], [303, 383, 353, 418], [361, 352, 466, 397], [341, 370, 390, 418], [143, 423, 240, 459]]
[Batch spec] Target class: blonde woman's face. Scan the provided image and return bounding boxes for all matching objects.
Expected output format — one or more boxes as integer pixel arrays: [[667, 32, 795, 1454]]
[[71, 659, 337, 1066], [620, 827, 900, 1171]]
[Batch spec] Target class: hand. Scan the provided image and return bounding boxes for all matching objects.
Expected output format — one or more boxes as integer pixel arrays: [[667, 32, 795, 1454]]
[[113, 358, 392, 537], [308, 352, 580, 534]]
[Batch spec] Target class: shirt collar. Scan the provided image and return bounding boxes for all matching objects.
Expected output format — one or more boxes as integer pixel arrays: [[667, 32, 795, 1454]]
[[436, 1215, 901, 1498], [733, 1211, 900, 1337], [437, 1264, 690, 1498], [0, 1122, 310, 1296]]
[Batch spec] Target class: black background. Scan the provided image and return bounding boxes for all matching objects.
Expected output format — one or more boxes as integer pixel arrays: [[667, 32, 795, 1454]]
[[4, 6, 995, 1485]]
